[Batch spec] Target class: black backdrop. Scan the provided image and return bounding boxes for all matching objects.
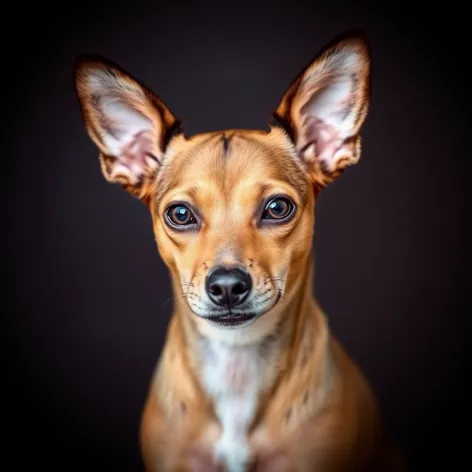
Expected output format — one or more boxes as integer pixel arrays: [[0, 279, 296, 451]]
[[4, 1, 469, 471]]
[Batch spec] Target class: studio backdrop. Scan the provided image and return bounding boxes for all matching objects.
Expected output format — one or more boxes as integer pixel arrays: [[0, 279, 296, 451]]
[[4, 1, 468, 471]]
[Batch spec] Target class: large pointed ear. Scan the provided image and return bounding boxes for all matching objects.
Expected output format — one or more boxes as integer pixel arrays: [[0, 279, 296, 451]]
[[73, 55, 182, 201], [274, 31, 371, 188]]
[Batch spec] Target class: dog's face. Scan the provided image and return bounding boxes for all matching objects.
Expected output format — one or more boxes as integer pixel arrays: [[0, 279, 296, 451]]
[[149, 128, 313, 330], [74, 32, 371, 341]]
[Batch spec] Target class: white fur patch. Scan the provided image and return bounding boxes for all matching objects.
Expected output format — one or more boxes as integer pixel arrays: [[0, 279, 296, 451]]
[[201, 341, 260, 472]]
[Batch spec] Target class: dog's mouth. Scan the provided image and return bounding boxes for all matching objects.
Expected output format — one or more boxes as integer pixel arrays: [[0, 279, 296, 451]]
[[205, 312, 258, 328], [201, 291, 282, 329]]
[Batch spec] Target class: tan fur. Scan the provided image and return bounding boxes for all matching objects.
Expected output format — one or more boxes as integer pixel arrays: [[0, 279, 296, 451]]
[[74, 31, 407, 471]]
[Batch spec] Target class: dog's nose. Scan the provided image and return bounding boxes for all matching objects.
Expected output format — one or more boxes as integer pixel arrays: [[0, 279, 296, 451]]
[[205, 266, 252, 308]]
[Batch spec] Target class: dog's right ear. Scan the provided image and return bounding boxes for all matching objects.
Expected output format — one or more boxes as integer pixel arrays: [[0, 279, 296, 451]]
[[74, 55, 181, 201]]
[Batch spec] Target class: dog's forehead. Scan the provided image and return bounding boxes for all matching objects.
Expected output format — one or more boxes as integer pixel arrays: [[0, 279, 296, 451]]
[[155, 127, 308, 205]]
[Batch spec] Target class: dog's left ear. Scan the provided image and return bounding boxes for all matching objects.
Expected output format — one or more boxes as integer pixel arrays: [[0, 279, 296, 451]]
[[74, 55, 181, 201], [274, 31, 371, 188]]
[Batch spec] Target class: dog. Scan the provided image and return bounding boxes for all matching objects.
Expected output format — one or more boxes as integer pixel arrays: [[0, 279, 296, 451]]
[[74, 30, 406, 472]]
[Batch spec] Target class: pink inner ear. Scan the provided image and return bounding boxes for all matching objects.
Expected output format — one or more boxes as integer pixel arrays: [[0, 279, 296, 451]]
[[108, 131, 159, 184], [297, 67, 362, 172], [96, 97, 161, 184], [302, 116, 345, 170]]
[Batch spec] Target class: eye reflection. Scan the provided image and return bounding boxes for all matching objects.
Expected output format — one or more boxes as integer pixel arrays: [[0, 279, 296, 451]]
[[165, 204, 197, 228]]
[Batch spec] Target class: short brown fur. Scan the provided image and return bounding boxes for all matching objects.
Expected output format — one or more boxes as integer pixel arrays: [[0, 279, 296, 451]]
[[74, 31, 406, 472]]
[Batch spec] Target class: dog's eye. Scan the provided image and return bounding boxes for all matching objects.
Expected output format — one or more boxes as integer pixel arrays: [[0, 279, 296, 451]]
[[165, 204, 196, 228], [262, 197, 294, 221]]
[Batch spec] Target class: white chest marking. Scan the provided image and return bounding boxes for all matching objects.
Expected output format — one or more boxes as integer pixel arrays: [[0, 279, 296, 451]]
[[201, 342, 260, 472]]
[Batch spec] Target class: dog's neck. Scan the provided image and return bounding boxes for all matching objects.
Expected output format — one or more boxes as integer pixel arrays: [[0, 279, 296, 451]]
[[159, 253, 335, 470]]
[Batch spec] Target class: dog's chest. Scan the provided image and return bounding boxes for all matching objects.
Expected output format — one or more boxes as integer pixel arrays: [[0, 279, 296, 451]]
[[200, 342, 261, 472]]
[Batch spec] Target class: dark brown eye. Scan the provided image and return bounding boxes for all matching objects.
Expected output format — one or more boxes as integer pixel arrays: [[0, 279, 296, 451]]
[[262, 197, 294, 221], [165, 204, 196, 228]]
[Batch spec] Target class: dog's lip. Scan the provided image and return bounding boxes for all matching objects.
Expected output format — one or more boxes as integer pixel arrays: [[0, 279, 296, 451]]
[[205, 312, 258, 327], [197, 290, 283, 328], [208, 312, 256, 321], [219, 312, 254, 318]]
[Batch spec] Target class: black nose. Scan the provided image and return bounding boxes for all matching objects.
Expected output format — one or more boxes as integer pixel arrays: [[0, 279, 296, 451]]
[[205, 266, 252, 308]]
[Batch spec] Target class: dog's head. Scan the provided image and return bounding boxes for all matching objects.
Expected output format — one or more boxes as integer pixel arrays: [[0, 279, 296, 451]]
[[74, 31, 371, 342]]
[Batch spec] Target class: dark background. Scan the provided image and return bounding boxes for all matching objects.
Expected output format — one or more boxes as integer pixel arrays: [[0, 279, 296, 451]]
[[4, 1, 469, 471]]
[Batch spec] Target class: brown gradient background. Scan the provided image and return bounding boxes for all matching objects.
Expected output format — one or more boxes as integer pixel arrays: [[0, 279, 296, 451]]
[[3, 1, 469, 471]]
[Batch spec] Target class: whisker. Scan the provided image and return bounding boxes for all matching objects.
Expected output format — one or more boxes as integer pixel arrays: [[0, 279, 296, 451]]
[[161, 292, 191, 308]]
